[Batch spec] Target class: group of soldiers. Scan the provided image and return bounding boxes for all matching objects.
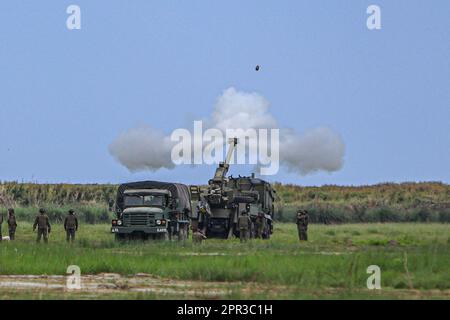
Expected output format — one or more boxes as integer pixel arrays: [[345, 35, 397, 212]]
[[1, 207, 309, 244], [238, 211, 267, 241], [0, 208, 79, 243], [238, 209, 309, 242], [192, 209, 310, 244]]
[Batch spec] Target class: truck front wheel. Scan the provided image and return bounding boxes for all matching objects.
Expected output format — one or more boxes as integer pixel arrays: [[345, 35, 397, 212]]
[[115, 233, 127, 241]]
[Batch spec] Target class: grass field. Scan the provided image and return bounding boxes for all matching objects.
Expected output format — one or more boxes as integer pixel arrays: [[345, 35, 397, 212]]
[[0, 223, 449, 299]]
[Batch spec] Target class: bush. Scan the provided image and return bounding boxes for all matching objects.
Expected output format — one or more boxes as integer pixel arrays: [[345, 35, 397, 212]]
[[1, 181, 448, 224], [365, 207, 400, 222]]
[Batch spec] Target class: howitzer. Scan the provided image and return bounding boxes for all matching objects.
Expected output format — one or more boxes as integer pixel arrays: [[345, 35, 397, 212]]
[[192, 138, 276, 239]]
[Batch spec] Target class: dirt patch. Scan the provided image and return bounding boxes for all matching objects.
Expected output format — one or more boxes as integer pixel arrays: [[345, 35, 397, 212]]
[[1, 274, 449, 299], [0, 274, 275, 298]]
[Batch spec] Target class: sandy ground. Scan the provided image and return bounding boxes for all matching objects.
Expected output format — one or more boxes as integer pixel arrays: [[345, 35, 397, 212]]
[[0, 274, 276, 299], [1, 274, 449, 300]]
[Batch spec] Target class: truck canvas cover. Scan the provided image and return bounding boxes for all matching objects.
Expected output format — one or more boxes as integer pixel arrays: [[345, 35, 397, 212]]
[[116, 181, 192, 213]]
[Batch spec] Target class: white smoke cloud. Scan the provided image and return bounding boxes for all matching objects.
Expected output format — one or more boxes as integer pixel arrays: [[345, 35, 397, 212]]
[[108, 125, 175, 172], [212, 87, 278, 131], [108, 87, 345, 175], [280, 127, 345, 175]]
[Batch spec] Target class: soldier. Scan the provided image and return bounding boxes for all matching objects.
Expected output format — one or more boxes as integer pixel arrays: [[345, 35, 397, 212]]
[[296, 209, 309, 241], [7, 208, 17, 240], [33, 208, 51, 243], [238, 211, 251, 242], [64, 209, 78, 243], [254, 212, 264, 239], [192, 227, 207, 244], [108, 199, 115, 212], [0, 211, 3, 241], [196, 198, 210, 233]]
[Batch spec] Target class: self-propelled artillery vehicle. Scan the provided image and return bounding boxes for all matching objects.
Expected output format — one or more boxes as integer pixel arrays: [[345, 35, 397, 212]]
[[190, 138, 276, 239]]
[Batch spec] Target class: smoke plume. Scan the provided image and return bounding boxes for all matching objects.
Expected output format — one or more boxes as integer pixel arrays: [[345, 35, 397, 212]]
[[109, 125, 175, 172], [280, 127, 345, 175], [109, 87, 345, 175]]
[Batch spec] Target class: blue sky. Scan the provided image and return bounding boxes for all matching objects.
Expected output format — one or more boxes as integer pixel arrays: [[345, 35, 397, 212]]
[[0, 1, 449, 186]]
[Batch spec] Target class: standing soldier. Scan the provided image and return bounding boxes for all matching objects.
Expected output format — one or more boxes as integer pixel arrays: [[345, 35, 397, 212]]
[[64, 209, 78, 243], [196, 198, 211, 234], [254, 212, 264, 239], [296, 209, 309, 241], [238, 211, 251, 242], [108, 199, 115, 212], [7, 208, 17, 240], [0, 211, 3, 241], [33, 208, 51, 243]]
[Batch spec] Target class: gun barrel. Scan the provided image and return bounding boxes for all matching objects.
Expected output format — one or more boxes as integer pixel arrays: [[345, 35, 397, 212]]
[[224, 137, 238, 165]]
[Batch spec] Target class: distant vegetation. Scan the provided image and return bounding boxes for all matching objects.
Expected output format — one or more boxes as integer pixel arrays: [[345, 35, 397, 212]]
[[0, 183, 116, 223], [275, 182, 450, 223], [0, 181, 449, 223]]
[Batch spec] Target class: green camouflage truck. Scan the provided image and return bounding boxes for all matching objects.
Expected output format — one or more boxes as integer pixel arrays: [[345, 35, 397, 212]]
[[111, 181, 191, 240]]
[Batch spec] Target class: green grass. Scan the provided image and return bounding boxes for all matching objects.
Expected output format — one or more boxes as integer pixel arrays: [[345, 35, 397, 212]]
[[0, 223, 449, 299]]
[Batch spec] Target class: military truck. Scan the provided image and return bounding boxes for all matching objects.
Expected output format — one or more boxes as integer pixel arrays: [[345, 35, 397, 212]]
[[190, 138, 276, 239], [111, 181, 191, 241]]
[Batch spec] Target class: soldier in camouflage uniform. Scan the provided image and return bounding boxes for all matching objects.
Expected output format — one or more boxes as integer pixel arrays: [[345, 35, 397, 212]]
[[33, 208, 51, 243], [108, 199, 115, 212], [238, 211, 251, 242], [0, 212, 3, 241], [64, 209, 78, 242], [7, 208, 17, 240], [192, 227, 207, 244], [296, 210, 309, 241], [196, 197, 211, 234], [254, 212, 264, 239]]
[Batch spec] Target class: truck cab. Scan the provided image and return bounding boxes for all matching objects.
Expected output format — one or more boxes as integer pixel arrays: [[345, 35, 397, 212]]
[[112, 181, 191, 240]]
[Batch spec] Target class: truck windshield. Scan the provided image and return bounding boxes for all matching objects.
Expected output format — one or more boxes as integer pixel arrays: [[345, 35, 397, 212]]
[[124, 194, 166, 207]]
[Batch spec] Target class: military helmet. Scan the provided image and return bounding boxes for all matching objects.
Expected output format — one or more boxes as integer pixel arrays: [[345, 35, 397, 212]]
[[39, 208, 45, 214], [69, 209, 75, 214], [8, 208, 14, 213]]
